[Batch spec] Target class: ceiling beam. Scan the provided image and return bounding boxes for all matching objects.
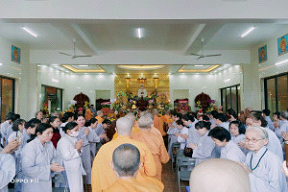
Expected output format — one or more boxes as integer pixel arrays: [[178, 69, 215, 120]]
[[183, 24, 206, 55], [70, 23, 98, 55]]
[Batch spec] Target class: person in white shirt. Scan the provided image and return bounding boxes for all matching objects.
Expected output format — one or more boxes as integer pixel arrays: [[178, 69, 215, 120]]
[[240, 126, 287, 192], [75, 115, 91, 185], [262, 109, 274, 131], [87, 118, 107, 159], [57, 122, 85, 192], [229, 121, 247, 154], [60, 112, 75, 137], [245, 111, 283, 161], [276, 111, 288, 143], [182, 114, 200, 147], [214, 113, 230, 130], [174, 120, 188, 149], [0, 112, 15, 146], [190, 121, 216, 166], [7, 119, 26, 192], [167, 113, 181, 158], [0, 153, 15, 192], [209, 126, 246, 163], [21, 123, 64, 192]]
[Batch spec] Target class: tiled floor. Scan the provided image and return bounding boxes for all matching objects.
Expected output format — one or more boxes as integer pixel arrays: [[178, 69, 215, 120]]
[[162, 161, 189, 192]]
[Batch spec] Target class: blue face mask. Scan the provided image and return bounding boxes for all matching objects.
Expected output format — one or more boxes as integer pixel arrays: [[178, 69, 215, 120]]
[[188, 124, 192, 128]]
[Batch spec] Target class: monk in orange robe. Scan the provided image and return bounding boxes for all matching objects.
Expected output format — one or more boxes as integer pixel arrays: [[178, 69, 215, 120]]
[[91, 117, 159, 192], [112, 112, 140, 140], [153, 110, 166, 136], [104, 143, 163, 192], [95, 110, 104, 124], [132, 115, 169, 181], [161, 111, 173, 124]]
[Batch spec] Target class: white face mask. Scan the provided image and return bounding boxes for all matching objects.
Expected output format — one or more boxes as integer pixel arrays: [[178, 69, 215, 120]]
[[70, 130, 79, 137]]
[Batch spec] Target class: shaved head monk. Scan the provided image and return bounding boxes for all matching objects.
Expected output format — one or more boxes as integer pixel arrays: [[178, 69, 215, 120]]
[[104, 143, 163, 192], [190, 158, 250, 192], [91, 117, 163, 192], [131, 115, 169, 181], [112, 113, 140, 139]]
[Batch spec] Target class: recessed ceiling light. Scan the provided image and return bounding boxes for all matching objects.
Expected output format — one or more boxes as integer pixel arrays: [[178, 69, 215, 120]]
[[0, 63, 2, 66], [224, 79, 231, 82], [241, 27, 255, 38], [195, 65, 204, 67], [51, 78, 59, 83], [22, 27, 38, 37], [137, 28, 143, 39]]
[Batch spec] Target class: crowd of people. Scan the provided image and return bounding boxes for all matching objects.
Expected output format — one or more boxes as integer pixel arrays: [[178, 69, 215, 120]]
[[0, 107, 288, 192]]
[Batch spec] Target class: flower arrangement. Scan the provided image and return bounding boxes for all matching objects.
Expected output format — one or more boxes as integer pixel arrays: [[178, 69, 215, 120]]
[[83, 101, 89, 110], [206, 100, 218, 112], [42, 103, 49, 115], [195, 101, 202, 111], [67, 100, 77, 112]]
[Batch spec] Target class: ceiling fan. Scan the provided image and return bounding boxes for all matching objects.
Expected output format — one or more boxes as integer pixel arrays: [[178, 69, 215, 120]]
[[59, 40, 92, 59], [190, 38, 222, 60]]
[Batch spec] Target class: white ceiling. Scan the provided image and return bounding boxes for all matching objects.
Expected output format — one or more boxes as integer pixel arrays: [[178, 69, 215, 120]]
[[1, 19, 288, 73]]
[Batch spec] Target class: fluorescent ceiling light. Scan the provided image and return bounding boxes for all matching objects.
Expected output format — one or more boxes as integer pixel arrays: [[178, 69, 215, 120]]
[[137, 28, 142, 39], [51, 78, 59, 83], [275, 59, 288, 65], [0, 63, 2, 66], [241, 27, 255, 38], [118, 65, 164, 70], [195, 65, 204, 67], [79, 65, 89, 67], [224, 79, 231, 82], [22, 27, 38, 37]]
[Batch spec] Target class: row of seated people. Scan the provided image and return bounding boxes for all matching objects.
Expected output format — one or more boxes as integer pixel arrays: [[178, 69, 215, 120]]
[[166, 109, 288, 192]]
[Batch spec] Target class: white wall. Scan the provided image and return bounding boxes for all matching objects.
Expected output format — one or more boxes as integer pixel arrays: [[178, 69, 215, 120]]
[[169, 74, 218, 111], [0, 36, 37, 120], [250, 27, 288, 110], [37, 66, 115, 112], [169, 65, 242, 111]]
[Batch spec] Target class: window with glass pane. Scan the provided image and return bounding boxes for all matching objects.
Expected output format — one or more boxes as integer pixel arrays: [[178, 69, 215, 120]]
[[221, 84, 240, 114], [231, 86, 237, 112], [40, 85, 63, 114], [237, 85, 241, 113], [264, 73, 288, 114], [1, 77, 15, 122], [226, 87, 231, 110], [221, 89, 226, 113], [277, 75, 288, 112]]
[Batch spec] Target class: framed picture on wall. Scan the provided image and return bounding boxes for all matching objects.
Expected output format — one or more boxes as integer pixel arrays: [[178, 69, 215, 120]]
[[11, 45, 21, 63], [258, 44, 267, 63], [277, 34, 288, 56]]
